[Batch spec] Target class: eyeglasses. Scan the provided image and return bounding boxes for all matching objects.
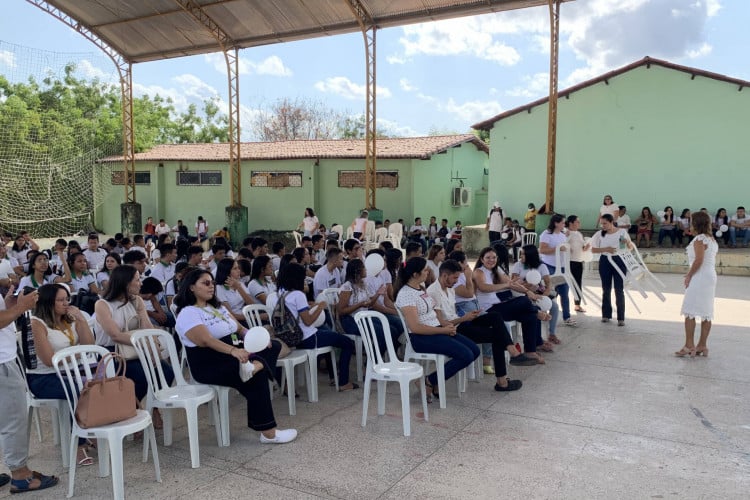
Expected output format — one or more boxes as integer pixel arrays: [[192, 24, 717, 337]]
[[199, 280, 215, 287]]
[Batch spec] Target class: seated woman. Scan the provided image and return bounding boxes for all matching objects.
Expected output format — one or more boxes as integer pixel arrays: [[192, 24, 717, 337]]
[[677, 209, 694, 245], [363, 249, 404, 339], [658, 206, 678, 248], [424, 243, 445, 287], [174, 269, 295, 444], [473, 247, 549, 364], [93, 265, 174, 427], [214, 258, 254, 324], [634, 207, 657, 248], [511, 245, 559, 348], [713, 208, 730, 247], [267, 263, 358, 391], [18, 250, 71, 291], [96, 252, 121, 291], [27, 283, 96, 466], [67, 252, 101, 296], [337, 259, 397, 354], [165, 262, 193, 309], [395, 257, 479, 401], [247, 256, 276, 306]]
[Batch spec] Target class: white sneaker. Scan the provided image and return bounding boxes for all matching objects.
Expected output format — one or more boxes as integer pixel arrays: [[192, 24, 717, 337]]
[[259, 428, 298, 444], [239, 361, 255, 382]]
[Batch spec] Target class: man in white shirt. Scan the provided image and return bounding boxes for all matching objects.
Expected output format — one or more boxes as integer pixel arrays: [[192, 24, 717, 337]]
[[729, 206, 750, 247], [616, 205, 632, 231], [82, 234, 108, 272], [313, 248, 343, 297], [485, 202, 505, 244], [408, 217, 428, 253], [155, 219, 171, 238], [149, 243, 177, 284]]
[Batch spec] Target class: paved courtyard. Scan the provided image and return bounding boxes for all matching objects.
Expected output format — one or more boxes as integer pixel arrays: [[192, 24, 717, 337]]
[[3, 271, 748, 499]]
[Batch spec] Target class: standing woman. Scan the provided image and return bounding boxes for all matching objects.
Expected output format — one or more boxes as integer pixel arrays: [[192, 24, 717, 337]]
[[27, 284, 96, 466], [298, 208, 320, 237], [676, 212, 717, 357], [565, 215, 590, 313], [539, 214, 576, 329], [395, 257, 479, 400], [174, 269, 296, 444], [590, 214, 633, 326], [599, 195, 619, 225]]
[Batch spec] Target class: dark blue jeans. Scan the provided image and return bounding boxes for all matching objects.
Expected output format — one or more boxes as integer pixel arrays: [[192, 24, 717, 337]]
[[299, 328, 355, 386], [409, 333, 479, 386], [545, 264, 571, 321], [658, 227, 677, 246], [599, 255, 626, 321]]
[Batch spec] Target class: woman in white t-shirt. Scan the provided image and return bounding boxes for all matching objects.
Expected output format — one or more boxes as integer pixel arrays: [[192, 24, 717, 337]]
[[395, 257, 479, 401], [539, 213, 575, 330], [174, 269, 296, 444], [590, 214, 633, 326], [96, 252, 121, 291], [511, 245, 558, 348], [214, 258, 254, 323], [297, 207, 320, 237], [268, 263, 357, 391], [18, 251, 71, 291], [247, 256, 277, 305], [424, 243, 445, 287], [599, 194, 619, 225], [27, 284, 95, 466], [67, 252, 100, 296], [565, 215, 590, 313]]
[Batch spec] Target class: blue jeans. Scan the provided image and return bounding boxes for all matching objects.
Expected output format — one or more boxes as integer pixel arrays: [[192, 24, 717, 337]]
[[299, 328, 355, 385], [658, 227, 677, 246], [456, 299, 492, 357], [409, 333, 479, 387], [599, 255, 626, 321], [545, 264, 570, 321], [729, 227, 750, 246], [544, 299, 560, 336]]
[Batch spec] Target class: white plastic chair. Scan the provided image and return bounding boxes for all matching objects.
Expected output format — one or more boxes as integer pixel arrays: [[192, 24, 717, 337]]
[[321, 287, 364, 382], [387, 222, 403, 249], [131, 329, 221, 468], [265, 292, 339, 402], [16, 352, 71, 466], [292, 231, 302, 248], [355, 311, 428, 436], [243, 303, 310, 416], [345, 226, 354, 241], [52, 345, 160, 500], [395, 308, 467, 409], [330, 224, 344, 245], [606, 246, 666, 313], [522, 232, 538, 247]]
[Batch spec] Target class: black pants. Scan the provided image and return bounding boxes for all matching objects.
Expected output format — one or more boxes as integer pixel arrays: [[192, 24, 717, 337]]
[[570, 261, 583, 305], [489, 231, 502, 245], [487, 297, 541, 353], [599, 255, 626, 321], [186, 336, 280, 431], [456, 312, 513, 377]]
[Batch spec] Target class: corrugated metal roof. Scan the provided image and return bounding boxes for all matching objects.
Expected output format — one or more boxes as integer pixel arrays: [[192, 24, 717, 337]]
[[472, 56, 750, 130], [98, 134, 488, 162], [38, 0, 564, 63]]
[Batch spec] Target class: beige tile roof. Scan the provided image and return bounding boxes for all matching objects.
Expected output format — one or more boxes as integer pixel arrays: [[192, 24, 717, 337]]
[[100, 135, 488, 163]]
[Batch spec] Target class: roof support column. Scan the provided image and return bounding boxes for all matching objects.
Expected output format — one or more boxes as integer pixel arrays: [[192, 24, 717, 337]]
[[346, 1, 378, 211], [174, 0, 247, 238], [26, 0, 140, 235], [545, 0, 561, 213]]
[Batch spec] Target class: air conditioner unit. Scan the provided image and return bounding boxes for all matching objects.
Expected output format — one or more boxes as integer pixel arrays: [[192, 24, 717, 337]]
[[451, 187, 472, 207]]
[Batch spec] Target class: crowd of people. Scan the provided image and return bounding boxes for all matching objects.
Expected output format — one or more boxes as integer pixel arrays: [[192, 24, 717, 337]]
[[0, 200, 723, 490]]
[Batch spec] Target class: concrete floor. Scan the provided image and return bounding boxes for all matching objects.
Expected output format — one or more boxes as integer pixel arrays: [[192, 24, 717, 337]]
[[4, 271, 749, 499]]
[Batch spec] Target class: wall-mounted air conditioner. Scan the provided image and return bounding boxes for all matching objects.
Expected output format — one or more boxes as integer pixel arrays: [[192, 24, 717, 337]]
[[451, 187, 472, 207]]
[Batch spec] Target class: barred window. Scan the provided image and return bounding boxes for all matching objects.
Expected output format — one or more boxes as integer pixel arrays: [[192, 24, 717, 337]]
[[177, 171, 222, 186], [338, 170, 399, 189], [111, 171, 151, 185], [251, 171, 303, 188]]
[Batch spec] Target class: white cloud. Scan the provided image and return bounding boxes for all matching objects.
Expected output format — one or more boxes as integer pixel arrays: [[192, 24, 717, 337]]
[[399, 78, 417, 92], [204, 53, 292, 77], [687, 42, 713, 59], [386, 54, 410, 65], [133, 74, 221, 114], [706, 0, 722, 17], [76, 59, 117, 83], [376, 118, 420, 137], [505, 72, 550, 98], [314, 76, 392, 100], [417, 92, 502, 124], [0, 50, 16, 68]]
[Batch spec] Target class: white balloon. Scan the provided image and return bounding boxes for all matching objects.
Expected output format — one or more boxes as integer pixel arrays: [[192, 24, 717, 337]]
[[715, 230, 723, 237], [657, 210, 665, 218], [309, 303, 327, 328], [525, 269, 542, 286], [365, 253, 385, 277], [501, 233, 509, 240], [535, 296, 553, 313], [243, 326, 270, 353], [720, 224, 728, 232]]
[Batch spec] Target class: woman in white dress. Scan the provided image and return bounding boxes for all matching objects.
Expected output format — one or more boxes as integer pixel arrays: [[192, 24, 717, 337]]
[[676, 212, 718, 357], [297, 207, 320, 237]]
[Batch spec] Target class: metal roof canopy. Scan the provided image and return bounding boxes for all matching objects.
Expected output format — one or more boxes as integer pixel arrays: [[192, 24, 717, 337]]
[[42, 0, 555, 63]]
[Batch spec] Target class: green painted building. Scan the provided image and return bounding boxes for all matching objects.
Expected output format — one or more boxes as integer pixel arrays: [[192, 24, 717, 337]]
[[473, 57, 750, 228], [96, 135, 489, 234]]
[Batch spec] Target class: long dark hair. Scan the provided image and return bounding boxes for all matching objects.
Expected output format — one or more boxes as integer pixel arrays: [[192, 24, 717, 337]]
[[600, 213, 615, 237], [492, 243, 510, 274], [566, 215, 578, 228], [663, 206, 674, 223], [521, 244, 541, 269], [250, 255, 271, 280], [396, 256, 427, 298], [102, 264, 138, 304], [385, 248, 403, 282], [27, 252, 52, 277], [174, 269, 220, 315], [715, 208, 728, 225], [545, 213, 565, 233], [101, 252, 121, 276], [34, 284, 73, 328], [344, 258, 365, 285], [305, 207, 316, 217], [474, 247, 502, 284], [277, 263, 306, 293], [214, 258, 236, 287]]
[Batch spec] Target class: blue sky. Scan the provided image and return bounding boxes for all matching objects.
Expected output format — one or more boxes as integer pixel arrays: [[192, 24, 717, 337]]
[[1, 0, 746, 139]]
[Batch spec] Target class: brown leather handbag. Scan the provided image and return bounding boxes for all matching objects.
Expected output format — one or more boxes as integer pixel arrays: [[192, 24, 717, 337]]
[[75, 352, 137, 428]]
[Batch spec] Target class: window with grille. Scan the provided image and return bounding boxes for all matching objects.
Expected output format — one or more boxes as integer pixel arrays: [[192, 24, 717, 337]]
[[111, 171, 151, 185], [176, 171, 222, 186], [337, 170, 399, 189], [250, 171, 303, 188]]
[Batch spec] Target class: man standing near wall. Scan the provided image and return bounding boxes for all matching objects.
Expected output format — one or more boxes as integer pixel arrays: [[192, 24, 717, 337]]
[[486, 202, 506, 244]]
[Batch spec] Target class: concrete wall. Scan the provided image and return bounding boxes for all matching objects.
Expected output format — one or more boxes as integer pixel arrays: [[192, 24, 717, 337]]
[[487, 65, 750, 228], [94, 141, 489, 236]]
